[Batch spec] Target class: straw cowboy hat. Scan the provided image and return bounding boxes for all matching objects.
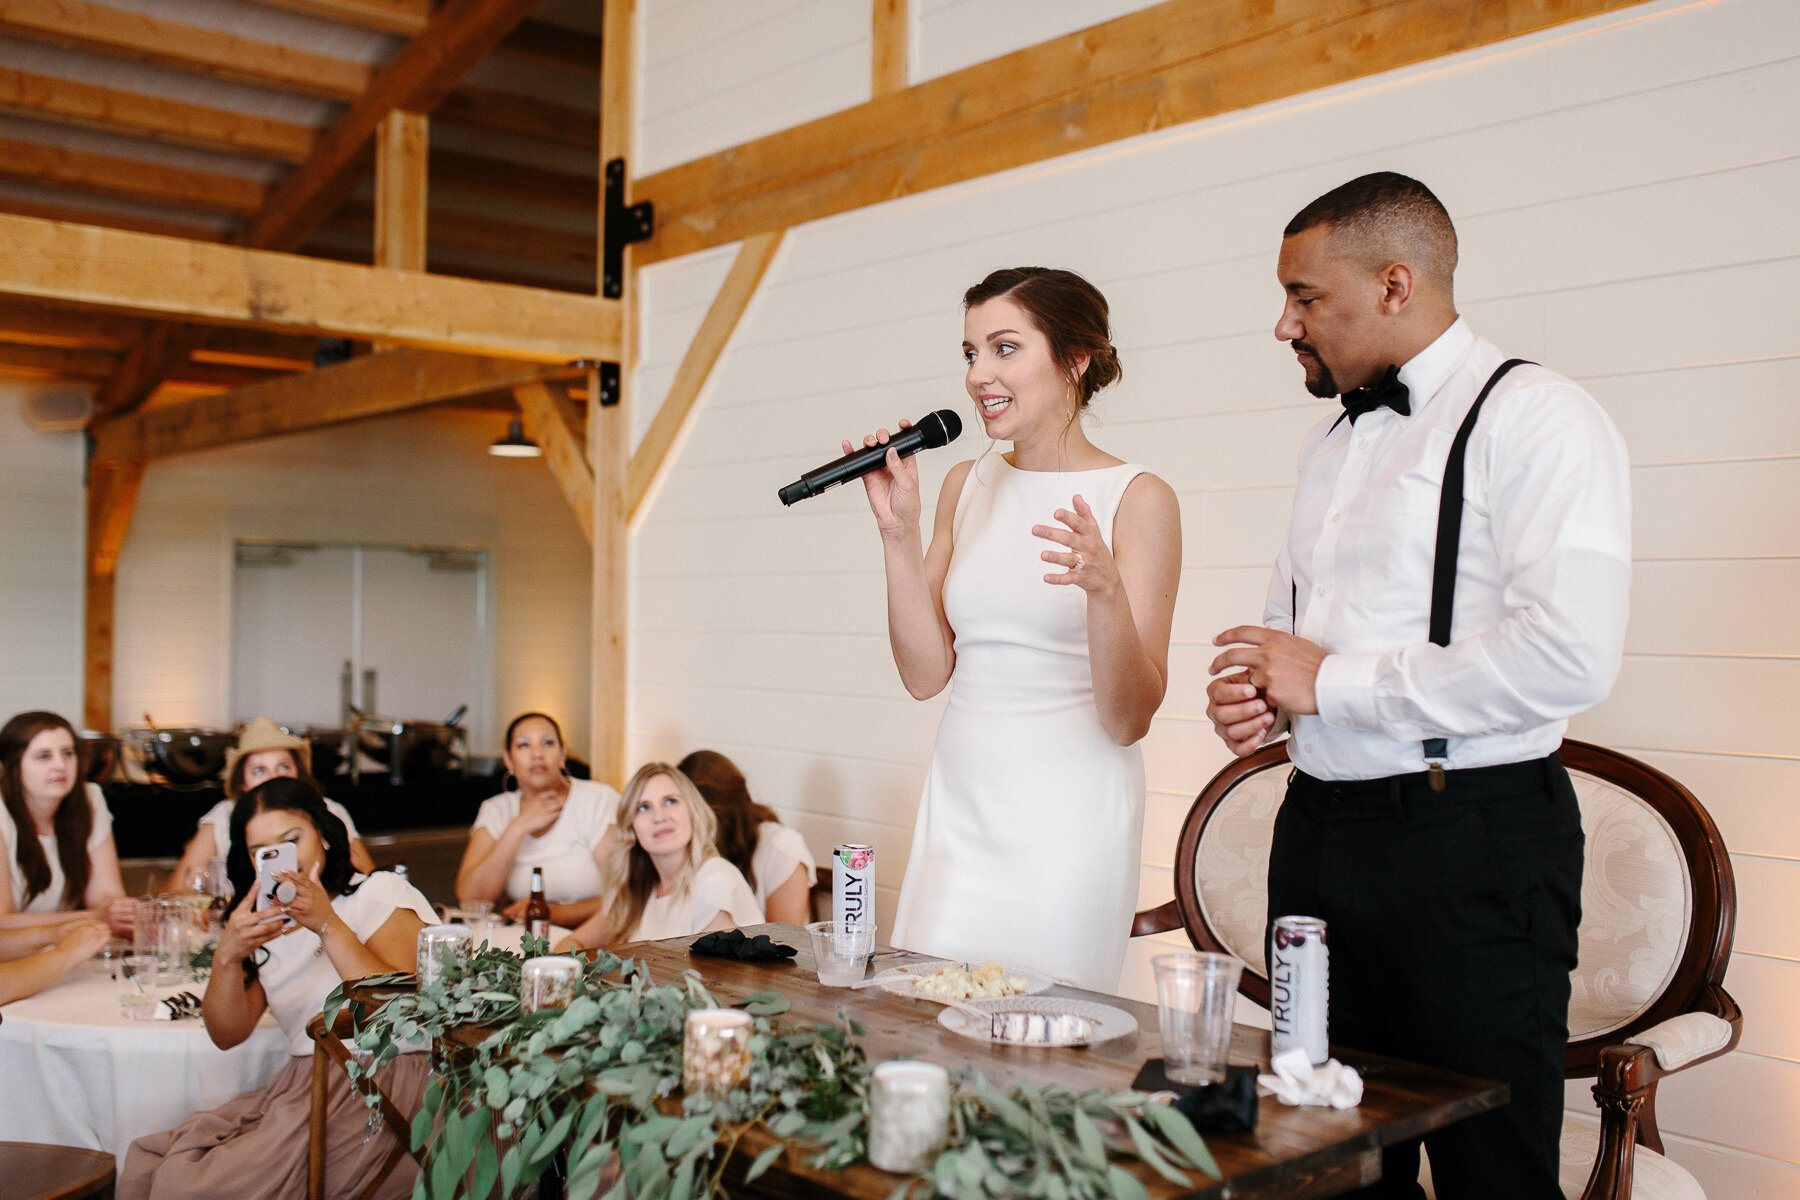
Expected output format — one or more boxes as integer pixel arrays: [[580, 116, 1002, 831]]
[[222, 716, 312, 783]]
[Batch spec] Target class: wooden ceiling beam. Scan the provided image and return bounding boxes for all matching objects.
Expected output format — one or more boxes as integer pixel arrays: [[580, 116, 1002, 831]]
[[0, 69, 316, 163], [0, 134, 268, 215], [0, 341, 116, 380], [373, 109, 427, 272], [237, 0, 429, 36], [0, 298, 147, 349], [430, 149, 596, 214], [872, 0, 909, 97], [636, 0, 1650, 265], [0, 212, 620, 361], [0, 0, 372, 102], [245, 0, 543, 254], [0, 194, 231, 242], [513, 378, 593, 544], [90, 347, 584, 461], [496, 20, 603, 74], [325, 202, 595, 270], [435, 87, 597, 150]]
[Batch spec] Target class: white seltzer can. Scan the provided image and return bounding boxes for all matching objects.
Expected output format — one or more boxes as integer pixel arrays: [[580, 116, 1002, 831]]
[[1270, 915, 1329, 1065], [832, 844, 875, 934]]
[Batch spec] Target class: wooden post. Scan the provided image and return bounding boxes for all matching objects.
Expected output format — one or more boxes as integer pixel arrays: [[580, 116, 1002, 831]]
[[83, 458, 145, 732], [374, 109, 427, 272], [590, 0, 635, 788], [872, 0, 908, 97]]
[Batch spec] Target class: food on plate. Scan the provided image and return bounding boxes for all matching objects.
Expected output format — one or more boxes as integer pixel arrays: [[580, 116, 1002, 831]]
[[911, 960, 1029, 1000]]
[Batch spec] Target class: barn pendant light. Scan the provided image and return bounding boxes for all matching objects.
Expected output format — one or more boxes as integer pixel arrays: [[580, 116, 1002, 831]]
[[488, 418, 541, 458]]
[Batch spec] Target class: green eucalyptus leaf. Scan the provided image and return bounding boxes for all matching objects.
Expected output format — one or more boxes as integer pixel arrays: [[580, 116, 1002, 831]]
[[743, 1142, 783, 1185], [472, 1133, 499, 1200], [738, 990, 789, 1016], [1140, 1102, 1219, 1179], [1104, 1164, 1151, 1200], [1120, 1115, 1188, 1187]]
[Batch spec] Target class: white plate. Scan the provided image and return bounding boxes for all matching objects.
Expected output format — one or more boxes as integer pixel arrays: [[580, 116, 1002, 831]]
[[937, 996, 1138, 1045], [873, 961, 1053, 1001]]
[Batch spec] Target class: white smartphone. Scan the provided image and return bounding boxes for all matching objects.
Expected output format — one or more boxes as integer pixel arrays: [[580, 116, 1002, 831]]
[[252, 843, 299, 913]]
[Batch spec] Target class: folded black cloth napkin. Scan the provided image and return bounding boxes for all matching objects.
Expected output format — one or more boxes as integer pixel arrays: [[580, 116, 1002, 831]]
[[1131, 1059, 1259, 1133], [689, 929, 797, 962]]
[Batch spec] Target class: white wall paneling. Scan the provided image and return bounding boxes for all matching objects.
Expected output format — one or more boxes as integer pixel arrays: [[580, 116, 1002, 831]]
[[0, 383, 87, 724], [626, 1, 1800, 1192]]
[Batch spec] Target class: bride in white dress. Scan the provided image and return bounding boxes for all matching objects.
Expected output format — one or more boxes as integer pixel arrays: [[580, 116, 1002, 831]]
[[851, 267, 1181, 991]]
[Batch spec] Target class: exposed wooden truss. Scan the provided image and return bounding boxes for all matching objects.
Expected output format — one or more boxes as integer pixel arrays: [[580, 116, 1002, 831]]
[[635, 0, 1649, 266], [83, 459, 146, 732], [514, 379, 593, 544], [872, 0, 909, 97], [0, 213, 618, 361], [88, 348, 582, 461]]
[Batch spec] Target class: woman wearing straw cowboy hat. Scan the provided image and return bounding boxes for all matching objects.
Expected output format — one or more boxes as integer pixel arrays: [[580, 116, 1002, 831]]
[[169, 717, 375, 891]]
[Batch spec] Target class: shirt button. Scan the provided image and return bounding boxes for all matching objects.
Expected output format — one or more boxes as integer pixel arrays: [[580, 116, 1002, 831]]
[[1314, 586, 1327, 598], [1357, 439, 1369, 450], [1330, 512, 1341, 523]]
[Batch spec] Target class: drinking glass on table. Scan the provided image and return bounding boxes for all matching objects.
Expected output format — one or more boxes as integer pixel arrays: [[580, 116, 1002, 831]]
[[1152, 952, 1243, 1086], [120, 953, 160, 1019], [806, 920, 875, 987], [153, 896, 190, 984]]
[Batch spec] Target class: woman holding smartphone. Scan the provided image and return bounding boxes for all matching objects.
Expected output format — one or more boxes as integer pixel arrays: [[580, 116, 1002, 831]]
[[120, 777, 437, 1200]]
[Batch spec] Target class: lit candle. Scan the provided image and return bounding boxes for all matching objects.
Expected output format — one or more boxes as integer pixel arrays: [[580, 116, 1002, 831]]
[[415, 924, 473, 988], [867, 1060, 951, 1174], [682, 1008, 753, 1099], [520, 956, 583, 1012]]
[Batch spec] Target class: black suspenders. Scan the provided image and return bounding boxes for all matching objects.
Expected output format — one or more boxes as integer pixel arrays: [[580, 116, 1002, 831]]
[[1287, 358, 1533, 789], [1421, 358, 1532, 788]]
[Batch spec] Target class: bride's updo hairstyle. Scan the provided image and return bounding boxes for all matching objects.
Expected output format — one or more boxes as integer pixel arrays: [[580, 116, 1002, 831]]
[[962, 267, 1122, 409]]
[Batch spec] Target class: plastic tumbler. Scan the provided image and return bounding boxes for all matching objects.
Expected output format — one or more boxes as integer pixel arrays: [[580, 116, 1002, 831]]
[[1152, 952, 1243, 1085]]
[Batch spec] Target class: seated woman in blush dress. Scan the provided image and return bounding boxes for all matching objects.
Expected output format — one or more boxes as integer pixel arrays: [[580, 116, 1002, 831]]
[[120, 777, 438, 1200], [555, 764, 761, 952], [678, 750, 817, 926]]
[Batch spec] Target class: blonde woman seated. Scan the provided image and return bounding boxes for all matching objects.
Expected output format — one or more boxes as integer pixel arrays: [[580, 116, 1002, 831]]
[[458, 713, 621, 927], [169, 716, 375, 891], [121, 777, 436, 1200], [0, 711, 133, 937], [555, 764, 760, 952]]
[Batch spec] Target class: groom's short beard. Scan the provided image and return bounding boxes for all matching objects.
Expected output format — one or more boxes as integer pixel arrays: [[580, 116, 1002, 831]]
[[1292, 341, 1339, 398]]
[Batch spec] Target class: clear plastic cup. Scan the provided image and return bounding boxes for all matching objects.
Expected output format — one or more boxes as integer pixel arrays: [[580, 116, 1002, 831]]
[[805, 920, 875, 987], [457, 900, 494, 944], [1152, 952, 1243, 1086]]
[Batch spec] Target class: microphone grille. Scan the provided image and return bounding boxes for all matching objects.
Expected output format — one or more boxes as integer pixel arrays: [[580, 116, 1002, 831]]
[[922, 408, 962, 448]]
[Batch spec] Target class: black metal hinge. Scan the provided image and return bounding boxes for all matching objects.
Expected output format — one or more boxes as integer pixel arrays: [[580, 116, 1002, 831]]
[[602, 157, 654, 300]]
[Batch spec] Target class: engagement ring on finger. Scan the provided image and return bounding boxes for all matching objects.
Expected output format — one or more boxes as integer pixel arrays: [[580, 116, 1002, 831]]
[[1074, 553, 1085, 568]]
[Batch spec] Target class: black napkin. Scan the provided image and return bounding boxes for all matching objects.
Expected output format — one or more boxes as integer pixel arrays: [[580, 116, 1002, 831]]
[[1131, 1059, 1259, 1133], [689, 929, 797, 962]]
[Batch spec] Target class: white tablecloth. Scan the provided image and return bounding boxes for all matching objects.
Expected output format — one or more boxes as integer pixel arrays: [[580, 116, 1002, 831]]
[[0, 967, 291, 1165]]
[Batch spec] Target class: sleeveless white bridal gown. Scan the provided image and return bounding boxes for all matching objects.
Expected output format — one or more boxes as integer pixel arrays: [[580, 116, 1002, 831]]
[[891, 453, 1148, 992]]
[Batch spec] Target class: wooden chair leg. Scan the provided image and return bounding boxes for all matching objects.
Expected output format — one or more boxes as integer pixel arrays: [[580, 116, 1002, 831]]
[[310, 1038, 330, 1200]]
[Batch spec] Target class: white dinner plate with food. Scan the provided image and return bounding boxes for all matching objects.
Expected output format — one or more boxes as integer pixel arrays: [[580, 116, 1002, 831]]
[[873, 960, 1054, 1002], [938, 996, 1138, 1046]]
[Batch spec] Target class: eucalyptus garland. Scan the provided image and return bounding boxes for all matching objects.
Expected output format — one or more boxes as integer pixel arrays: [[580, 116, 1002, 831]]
[[323, 939, 1218, 1200]]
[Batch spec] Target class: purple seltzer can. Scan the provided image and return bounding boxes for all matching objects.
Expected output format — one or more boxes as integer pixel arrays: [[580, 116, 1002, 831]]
[[1270, 915, 1329, 1065], [832, 844, 875, 934]]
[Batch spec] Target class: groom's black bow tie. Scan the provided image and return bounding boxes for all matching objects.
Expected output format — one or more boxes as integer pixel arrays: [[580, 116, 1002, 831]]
[[1339, 365, 1409, 424]]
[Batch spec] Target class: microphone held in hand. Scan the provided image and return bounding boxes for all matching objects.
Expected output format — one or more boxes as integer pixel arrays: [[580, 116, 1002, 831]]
[[778, 409, 964, 506]]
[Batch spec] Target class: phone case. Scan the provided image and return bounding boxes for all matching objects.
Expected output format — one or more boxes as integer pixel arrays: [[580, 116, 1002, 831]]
[[253, 843, 299, 911]]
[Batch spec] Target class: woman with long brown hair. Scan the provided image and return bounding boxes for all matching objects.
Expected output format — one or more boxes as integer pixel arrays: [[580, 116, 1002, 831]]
[[555, 763, 759, 952], [677, 750, 815, 926], [848, 267, 1181, 991], [0, 710, 132, 936]]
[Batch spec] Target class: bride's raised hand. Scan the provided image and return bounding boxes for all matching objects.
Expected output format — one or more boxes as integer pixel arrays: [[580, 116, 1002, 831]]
[[848, 420, 922, 535]]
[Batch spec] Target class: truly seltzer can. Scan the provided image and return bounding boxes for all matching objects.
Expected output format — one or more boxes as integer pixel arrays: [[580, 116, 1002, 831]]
[[1269, 915, 1329, 1065], [832, 844, 875, 935]]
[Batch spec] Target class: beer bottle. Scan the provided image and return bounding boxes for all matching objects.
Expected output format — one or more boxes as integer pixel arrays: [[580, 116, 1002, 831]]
[[525, 867, 551, 941]]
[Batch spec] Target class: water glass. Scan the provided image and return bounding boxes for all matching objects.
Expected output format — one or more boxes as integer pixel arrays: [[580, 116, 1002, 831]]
[[456, 900, 494, 944], [416, 923, 473, 988], [682, 1008, 753, 1100], [868, 1060, 951, 1173], [520, 956, 582, 1012], [805, 920, 875, 987], [1152, 952, 1243, 1086], [119, 953, 159, 1018], [154, 896, 189, 984]]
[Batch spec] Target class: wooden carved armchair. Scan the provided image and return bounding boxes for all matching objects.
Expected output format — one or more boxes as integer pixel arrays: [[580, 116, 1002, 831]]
[[1133, 738, 1743, 1200]]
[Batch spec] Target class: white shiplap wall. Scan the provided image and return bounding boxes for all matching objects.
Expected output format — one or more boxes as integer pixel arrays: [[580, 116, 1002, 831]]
[[111, 409, 593, 760], [0, 383, 87, 722], [628, 0, 1800, 1194]]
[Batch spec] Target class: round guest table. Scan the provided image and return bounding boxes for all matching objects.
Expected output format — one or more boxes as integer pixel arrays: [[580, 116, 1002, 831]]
[[0, 966, 289, 1166]]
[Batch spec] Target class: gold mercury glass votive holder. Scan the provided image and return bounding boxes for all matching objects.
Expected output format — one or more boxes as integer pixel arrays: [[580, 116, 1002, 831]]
[[682, 1008, 753, 1100], [415, 923, 473, 988], [520, 955, 583, 1012]]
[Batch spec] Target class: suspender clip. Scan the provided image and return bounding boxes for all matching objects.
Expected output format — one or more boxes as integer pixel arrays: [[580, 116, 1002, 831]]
[[1426, 761, 1447, 793]]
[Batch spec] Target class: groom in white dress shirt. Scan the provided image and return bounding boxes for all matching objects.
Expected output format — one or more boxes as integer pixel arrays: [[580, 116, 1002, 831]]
[[1206, 173, 1632, 1199]]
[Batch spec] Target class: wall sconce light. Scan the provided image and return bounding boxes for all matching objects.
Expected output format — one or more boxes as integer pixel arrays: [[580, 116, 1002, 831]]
[[489, 418, 542, 458]]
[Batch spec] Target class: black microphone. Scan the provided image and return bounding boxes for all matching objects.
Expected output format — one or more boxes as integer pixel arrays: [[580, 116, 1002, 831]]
[[778, 409, 963, 506]]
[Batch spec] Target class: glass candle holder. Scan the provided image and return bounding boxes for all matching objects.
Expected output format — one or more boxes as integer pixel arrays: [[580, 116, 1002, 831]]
[[415, 923, 473, 988], [867, 1060, 951, 1174], [681, 1008, 753, 1100], [520, 956, 582, 1012]]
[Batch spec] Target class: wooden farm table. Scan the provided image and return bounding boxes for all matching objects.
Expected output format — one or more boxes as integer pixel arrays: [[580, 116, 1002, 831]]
[[622, 924, 1505, 1200]]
